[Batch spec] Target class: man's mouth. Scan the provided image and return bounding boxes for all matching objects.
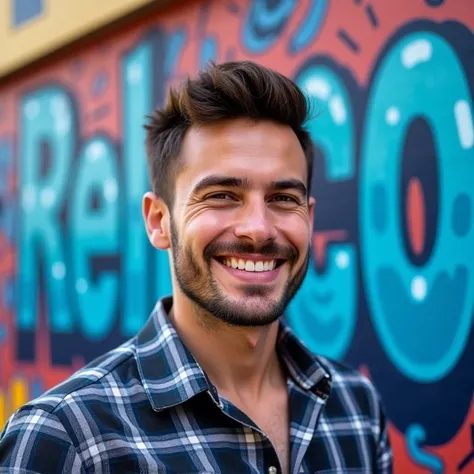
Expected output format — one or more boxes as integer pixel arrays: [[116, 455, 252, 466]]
[[213, 257, 285, 273]]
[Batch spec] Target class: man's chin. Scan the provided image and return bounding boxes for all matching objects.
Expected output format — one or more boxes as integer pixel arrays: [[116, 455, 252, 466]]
[[212, 295, 285, 327], [226, 285, 274, 298], [217, 311, 281, 328]]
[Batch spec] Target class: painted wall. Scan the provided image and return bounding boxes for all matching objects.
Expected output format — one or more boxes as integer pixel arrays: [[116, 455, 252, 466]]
[[0, 0, 473, 472]]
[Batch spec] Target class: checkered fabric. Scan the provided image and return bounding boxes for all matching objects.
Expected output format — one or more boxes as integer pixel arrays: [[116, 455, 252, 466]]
[[0, 297, 392, 473]]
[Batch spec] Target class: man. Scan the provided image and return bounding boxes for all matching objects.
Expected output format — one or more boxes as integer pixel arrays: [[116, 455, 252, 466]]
[[0, 61, 392, 473]]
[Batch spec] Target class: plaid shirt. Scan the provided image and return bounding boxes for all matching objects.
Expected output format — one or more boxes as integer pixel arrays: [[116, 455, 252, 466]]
[[0, 297, 392, 473]]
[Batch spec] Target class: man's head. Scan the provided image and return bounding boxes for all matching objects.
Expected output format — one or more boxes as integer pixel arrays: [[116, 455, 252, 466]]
[[143, 61, 315, 327]]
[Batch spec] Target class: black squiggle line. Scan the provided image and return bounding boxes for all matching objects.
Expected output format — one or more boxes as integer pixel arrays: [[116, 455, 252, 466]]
[[337, 30, 360, 53], [365, 4, 379, 28]]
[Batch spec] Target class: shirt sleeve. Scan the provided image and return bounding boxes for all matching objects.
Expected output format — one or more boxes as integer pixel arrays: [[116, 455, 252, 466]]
[[0, 407, 85, 474], [375, 397, 393, 473]]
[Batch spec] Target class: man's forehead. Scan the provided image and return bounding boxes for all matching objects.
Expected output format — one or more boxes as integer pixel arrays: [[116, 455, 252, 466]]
[[176, 119, 308, 193], [181, 119, 303, 158]]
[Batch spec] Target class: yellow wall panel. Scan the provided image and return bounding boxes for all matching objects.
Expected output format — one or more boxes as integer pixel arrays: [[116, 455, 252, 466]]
[[0, 0, 155, 77]]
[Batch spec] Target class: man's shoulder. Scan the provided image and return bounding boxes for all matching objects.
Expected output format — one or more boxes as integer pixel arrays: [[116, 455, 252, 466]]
[[12, 339, 137, 417], [315, 355, 384, 418], [0, 339, 142, 471], [318, 356, 376, 387]]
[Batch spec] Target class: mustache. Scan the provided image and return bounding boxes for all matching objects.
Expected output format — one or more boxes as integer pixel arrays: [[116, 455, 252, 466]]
[[204, 240, 298, 263]]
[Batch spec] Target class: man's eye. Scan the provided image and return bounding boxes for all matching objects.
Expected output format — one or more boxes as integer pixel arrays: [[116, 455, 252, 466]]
[[208, 193, 234, 200], [271, 195, 298, 203]]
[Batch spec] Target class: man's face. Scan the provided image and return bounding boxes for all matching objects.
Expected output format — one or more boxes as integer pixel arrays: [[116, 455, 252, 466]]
[[167, 119, 314, 327]]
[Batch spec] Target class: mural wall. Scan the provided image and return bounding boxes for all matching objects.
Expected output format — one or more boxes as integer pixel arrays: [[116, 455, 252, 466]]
[[0, 0, 473, 472]]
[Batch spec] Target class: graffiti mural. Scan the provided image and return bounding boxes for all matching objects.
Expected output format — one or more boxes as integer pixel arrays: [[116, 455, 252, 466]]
[[0, 0, 473, 472]]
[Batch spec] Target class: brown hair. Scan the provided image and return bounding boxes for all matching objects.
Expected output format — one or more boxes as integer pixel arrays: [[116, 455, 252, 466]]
[[144, 60, 313, 206]]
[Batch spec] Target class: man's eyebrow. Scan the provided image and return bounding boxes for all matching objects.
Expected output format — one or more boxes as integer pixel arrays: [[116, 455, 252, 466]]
[[191, 175, 308, 197], [270, 179, 308, 197], [191, 175, 250, 195]]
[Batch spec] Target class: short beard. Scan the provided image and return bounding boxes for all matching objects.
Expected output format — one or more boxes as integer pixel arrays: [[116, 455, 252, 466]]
[[170, 219, 309, 327]]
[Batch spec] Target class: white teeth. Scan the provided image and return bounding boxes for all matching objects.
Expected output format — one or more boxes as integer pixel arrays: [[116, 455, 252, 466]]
[[245, 261, 255, 271], [220, 258, 278, 272]]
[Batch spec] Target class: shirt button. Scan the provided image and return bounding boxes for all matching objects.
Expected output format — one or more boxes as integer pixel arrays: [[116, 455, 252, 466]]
[[268, 467, 278, 474]]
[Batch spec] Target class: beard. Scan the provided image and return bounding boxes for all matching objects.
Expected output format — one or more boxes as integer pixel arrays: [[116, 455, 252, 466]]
[[170, 219, 309, 327]]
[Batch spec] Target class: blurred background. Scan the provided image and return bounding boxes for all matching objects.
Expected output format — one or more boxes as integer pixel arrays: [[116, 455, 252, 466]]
[[0, 0, 473, 472]]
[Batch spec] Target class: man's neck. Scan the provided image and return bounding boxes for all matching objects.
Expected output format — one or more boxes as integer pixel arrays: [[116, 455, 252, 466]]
[[168, 295, 285, 402]]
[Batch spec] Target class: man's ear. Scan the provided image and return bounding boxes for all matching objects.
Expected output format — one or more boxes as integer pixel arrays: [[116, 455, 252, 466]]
[[142, 192, 171, 250]]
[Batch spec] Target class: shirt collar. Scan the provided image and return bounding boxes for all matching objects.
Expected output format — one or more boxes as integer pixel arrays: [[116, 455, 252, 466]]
[[136, 297, 332, 412], [277, 322, 332, 399]]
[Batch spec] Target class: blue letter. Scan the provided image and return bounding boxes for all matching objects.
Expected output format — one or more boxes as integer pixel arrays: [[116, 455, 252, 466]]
[[287, 63, 357, 360], [69, 137, 119, 340], [18, 87, 75, 333], [122, 37, 173, 336], [122, 40, 153, 337], [360, 32, 474, 382]]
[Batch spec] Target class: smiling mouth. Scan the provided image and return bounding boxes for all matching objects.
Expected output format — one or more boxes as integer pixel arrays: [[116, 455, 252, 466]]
[[213, 256, 285, 273]]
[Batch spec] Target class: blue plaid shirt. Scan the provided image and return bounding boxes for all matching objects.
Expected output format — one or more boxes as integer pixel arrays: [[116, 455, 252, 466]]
[[0, 297, 392, 473]]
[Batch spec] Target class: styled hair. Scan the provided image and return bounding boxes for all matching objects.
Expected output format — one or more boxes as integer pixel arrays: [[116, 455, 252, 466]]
[[144, 60, 313, 206]]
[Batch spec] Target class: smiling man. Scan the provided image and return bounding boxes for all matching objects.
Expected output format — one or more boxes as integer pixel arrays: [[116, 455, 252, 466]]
[[0, 61, 392, 473]]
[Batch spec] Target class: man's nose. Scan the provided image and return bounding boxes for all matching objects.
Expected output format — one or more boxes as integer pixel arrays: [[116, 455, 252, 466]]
[[233, 202, 278, 243]]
